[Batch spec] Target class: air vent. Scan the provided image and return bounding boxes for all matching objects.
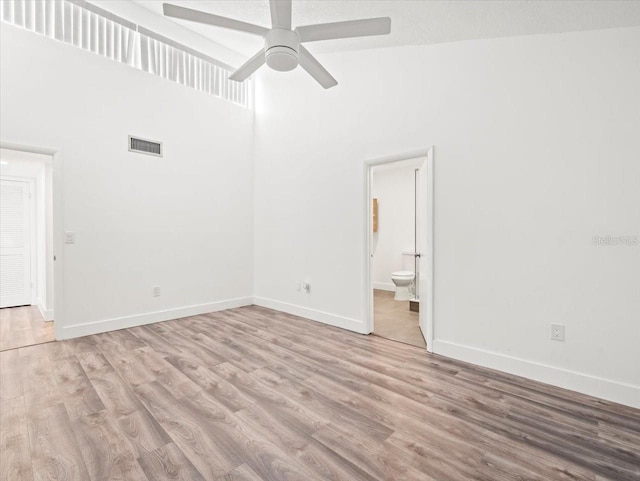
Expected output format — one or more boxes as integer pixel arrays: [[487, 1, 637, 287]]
[[128, 136, 162, 157]]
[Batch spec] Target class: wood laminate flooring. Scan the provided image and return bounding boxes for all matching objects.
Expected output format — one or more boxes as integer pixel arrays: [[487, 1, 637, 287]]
[[373, 289, 426, 348], [1, 305, 639, 481], [0, 305, 54, 352]]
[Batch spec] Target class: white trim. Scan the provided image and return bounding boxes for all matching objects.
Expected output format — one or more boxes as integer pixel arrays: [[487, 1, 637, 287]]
[[433, 339, 640, 409], [372, 282, 395, 292], [37, 302, 54, 321], [424, 148, 435, 351], [0, 141, 62, 339], [253, 297, 367, 334], [58, 297, 253, 340], [363, 147, 434, 351]]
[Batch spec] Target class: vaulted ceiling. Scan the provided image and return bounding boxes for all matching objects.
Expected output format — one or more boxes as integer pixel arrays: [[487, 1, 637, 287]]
[[133, 0, 640, 57]]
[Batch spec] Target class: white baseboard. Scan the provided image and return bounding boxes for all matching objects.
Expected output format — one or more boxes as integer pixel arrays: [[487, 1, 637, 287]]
[[53, 294, 638, 408], [37, 302, 54, 321], [433, 339, 640, 409], [57, 297, 253, 340], [253, 297, 367, 334], [372, 282, 395, 292]]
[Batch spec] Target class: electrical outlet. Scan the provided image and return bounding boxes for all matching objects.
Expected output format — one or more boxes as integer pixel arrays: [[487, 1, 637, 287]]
[[551, 324, 565, 341], [65, 232, 76, 244], [152, 286, 161, 297], [301, 282, 311, 293]]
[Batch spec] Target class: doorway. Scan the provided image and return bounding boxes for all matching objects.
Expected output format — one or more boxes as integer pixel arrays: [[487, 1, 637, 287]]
[[0, 148, 55, 351], [365, 148, 434, 350]]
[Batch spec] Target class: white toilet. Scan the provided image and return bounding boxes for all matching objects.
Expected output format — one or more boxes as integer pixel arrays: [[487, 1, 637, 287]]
[[391, 271, 415, 301]]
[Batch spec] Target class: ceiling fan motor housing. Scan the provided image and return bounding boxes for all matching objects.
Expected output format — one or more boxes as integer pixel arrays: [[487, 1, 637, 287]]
[[264, 29, 300, 71]]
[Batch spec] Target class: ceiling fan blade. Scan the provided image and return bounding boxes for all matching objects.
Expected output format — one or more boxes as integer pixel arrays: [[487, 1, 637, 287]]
[[296, 17, 391, 42], [269, 0, 292, 29], [229, 50, 266, 82], [163, 3, 269, 36], [298, 45, 337, 89]]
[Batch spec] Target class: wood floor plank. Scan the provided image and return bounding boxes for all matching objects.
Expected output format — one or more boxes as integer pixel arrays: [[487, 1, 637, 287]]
[[173, 326, 266, 373], [130, 347, 201, 399], [99, 341, 156, 387], [2, 305, 638, 481], [306, 371, 600, 481], [211, 362, 331, 436], [216, 463, 264, 481], [180, 388, 329, 481], [311, 422, 436, 481], [0, 397, 34, 481], [235, 402, 377, 481], [27, 403, 91, 481], [20, 344, 64, 415], [53, 355, 106, 422], [249, 366, 394, 443], [83, 365, 144, 418], [70, 410, 148, 481], [0, 349, 23, 400], [133, 380, 236, 479], [137, 442, 205, 481], [0, 306, 52, 352], [128, 326, 186, 359], [116, 407, 172, 458], [165, 353, 255, 412]]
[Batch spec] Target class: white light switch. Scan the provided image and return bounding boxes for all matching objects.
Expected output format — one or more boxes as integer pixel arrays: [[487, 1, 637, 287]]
[[65, 232, 76, 244]]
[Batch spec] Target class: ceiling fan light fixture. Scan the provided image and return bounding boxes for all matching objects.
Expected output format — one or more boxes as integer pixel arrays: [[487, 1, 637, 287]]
[[264, 28, 299, 71], [266, 46, 298, 71]]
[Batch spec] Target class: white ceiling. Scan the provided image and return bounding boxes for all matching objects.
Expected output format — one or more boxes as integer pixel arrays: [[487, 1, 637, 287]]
[[132, 0, 640, 58]]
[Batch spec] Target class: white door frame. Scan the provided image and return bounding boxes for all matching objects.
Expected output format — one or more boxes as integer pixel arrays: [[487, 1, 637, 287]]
[[0, 141, 64, 339], [363, 147, 434, 351]]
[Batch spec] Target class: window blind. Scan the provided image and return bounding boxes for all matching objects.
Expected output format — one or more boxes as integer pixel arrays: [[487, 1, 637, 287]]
[[0, 0, 252, 108]]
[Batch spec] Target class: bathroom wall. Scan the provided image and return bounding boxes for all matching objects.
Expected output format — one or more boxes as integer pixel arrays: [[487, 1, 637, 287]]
[[254, 26, 640, 407], [371, 161, 418, 290]]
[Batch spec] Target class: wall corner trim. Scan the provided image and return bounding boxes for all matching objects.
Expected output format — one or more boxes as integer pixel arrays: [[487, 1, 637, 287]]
[[252, 297, 367, 334], [432, 339, 640, 409], [37, 303, 54, 322], [57, 297, 253, 340]]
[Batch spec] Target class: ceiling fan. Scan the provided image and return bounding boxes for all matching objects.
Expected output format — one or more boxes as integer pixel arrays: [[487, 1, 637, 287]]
[[162, 1, 391, 89]]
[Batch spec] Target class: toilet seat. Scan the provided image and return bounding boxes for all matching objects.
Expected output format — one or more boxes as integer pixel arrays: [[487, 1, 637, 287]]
[[392, 271, 414, 279]]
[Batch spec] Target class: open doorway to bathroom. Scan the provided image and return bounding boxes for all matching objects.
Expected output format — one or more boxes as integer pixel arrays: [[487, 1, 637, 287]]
[[365, 148, 433, 350], [0, 148, 55, 351]]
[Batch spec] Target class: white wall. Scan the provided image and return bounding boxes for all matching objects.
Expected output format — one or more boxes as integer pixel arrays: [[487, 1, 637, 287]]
[[0, 24, 255, 338], [254, 27, 640, 407], [372, 162, 417, 290]]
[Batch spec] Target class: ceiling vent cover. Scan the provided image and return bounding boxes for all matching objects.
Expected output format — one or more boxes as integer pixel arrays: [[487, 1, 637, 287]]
[[128, 136, 162, 157]]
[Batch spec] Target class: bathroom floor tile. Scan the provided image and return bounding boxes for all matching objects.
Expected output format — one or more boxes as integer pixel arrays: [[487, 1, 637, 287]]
[[373, 290, 426, 348]]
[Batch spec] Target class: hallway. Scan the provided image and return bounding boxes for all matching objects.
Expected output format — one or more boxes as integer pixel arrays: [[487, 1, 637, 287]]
[[0, 305, 53, 351]]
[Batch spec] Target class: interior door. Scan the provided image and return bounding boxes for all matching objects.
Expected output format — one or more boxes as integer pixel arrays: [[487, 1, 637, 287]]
[[0, 179, 32, 308], [416, 157, 429, 348]]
